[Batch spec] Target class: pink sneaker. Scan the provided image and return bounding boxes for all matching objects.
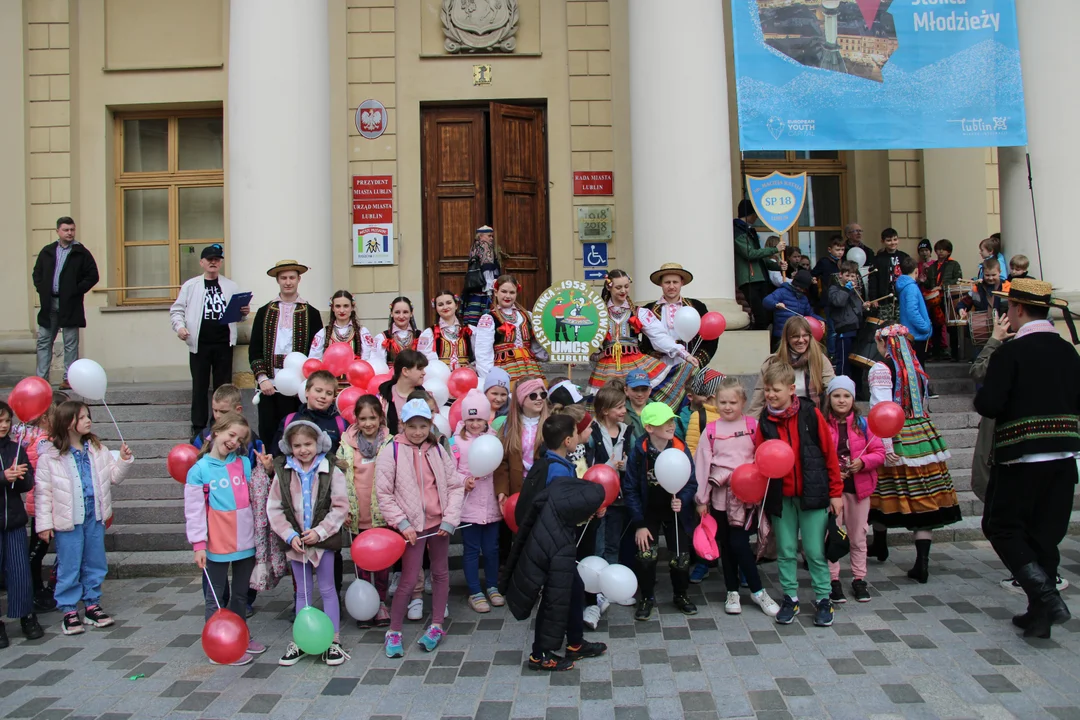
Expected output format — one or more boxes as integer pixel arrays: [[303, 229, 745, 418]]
[[209, 653, 253, 666], [247, 640, 267, 655], [375, 604, 390, 627]]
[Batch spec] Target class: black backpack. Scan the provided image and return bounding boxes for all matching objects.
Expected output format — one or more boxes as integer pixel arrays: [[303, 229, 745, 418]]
[[515, 456, 551, 530]]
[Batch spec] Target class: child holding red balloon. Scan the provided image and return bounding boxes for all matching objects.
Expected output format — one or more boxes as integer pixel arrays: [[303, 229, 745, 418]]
[[823, 376, 885, 604], [693, 378, 780, 618], [309, 290, 372, 365], [268, 421, 350, 667], [754, 364, 843, 627], [375, 399, 464, 658]]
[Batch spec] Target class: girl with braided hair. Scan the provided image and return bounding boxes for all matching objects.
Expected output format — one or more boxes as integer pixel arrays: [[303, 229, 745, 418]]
[[309, 292, 374, 385], [418, 291, 474, 372], [867, 324, 960, 583], [364, 297, 420, 369]]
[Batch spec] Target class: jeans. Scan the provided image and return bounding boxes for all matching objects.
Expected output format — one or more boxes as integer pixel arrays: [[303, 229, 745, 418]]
[[461, 522, 500, 595], [36, 297, 79, 381], [53, 503, 108, 613], [189, 341, 233, 433], [203, 555, 255, 622], [772, 498, 830, 601], [834, 334, 855, 380]]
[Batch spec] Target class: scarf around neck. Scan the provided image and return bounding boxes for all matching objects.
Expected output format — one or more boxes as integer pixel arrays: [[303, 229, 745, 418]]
[[767, 397, 801, 421], [356, 427, 388, 460]]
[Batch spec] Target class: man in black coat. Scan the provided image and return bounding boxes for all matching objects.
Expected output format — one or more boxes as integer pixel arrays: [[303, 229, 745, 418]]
[[32, 217, 99, 387], [975, 278, 1080, 639]]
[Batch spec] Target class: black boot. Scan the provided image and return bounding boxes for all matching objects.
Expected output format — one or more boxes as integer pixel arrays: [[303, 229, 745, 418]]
[[1014, 562, 1071, 638], [0, 622, 7, 649], [869, 528, 889, 563], [1012, 604, 1036, 630], [20, 614, 44, 641], [907, 539, 930, 584]]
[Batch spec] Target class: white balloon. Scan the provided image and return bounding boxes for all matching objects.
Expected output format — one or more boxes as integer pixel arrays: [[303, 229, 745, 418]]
[[370, 359, 390, 376], [283, 352, 308, 373], [846, 246, 866, 267], [424, 379, 450, 408], [297, 383, 308, 406], [344, 579, 381, 621], [274, 369, 303, 397], [110, 449, 121, 462], [67, 358, 108, 401], [433, 413, 451, 437], [577, 555, 610, 594], [673, 306, 701, 343], [426, 359, 451, 382], [655, 447, 691, 494], [598, 563, 638, 604], [467, 434, 505, 477], [252, 391, 261, 406]]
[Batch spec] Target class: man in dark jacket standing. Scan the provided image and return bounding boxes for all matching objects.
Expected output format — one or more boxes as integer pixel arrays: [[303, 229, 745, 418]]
[[32, 217, 99, 387], [734, 200, 784, 330]]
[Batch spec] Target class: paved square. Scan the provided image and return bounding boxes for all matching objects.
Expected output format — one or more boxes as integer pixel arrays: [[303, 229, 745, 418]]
[[2, 538, 1080, 719]]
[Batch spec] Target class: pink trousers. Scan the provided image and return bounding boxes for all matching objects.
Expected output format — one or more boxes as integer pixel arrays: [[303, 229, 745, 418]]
[[829, 493, 870, 581], [389, 528, 450, 631]]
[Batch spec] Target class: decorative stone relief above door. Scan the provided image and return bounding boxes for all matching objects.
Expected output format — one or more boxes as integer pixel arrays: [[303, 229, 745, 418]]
[[441, 0, 519, 53]]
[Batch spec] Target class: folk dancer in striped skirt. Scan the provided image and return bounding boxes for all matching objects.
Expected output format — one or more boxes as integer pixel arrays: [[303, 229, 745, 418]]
[[474, 275, 547, 384], [867, 324, 960, 583]]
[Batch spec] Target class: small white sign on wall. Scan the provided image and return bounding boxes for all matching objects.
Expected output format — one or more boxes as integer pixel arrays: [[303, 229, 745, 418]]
[[353, 224, 394, 265]]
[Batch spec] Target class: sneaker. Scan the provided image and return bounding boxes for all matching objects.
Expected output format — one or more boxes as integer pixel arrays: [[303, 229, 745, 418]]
[[61, 612, 84, 635], [830, 580, 847, 604], [357, 616, 375, 630], [83, 604, 114, 628], [689, 563, 710, 584], [751, 589, 780, 617], [384, 631, 404, 658], [565, 640, 607, 661], [33, 594, 57, 614], [279, 642, 306, 666], [1059, 575, 1071, 592], [634, 597, 655, 622], [388, 572, 400, 597], [582, 605, 601, 631], [673, 595, 698, 616], [0, 622, 7, 649], [210, 652, 253, 666], [775, 597, 800, 625], [724, 591, 742, 615], [528, 651, 574, 672], [374, 604, 391, 627], [1003, 574, 1071, 594], [424, 571, 433, 595], [814, 598, 835, 627], [246, 640, 266, 655], [417, 625, 446, 652], [851, 579, 871, 603], [486, 587, 505, 607], [595, 593, 611, 616], [469, 593, 491, 613], [246, 604, 255, 619], [20, 614, 44, 641], [322, 642, 349, 666], [407, 598, 424, 621]]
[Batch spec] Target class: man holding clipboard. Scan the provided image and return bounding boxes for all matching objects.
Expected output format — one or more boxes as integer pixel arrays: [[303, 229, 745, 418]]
[[170, 244, 251, 437]]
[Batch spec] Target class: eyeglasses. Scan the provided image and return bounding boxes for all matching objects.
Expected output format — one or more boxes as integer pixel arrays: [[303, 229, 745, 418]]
[[527, 391, 548, 401]]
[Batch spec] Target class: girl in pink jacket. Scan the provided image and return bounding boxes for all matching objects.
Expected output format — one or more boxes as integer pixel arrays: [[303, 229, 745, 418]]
[[824, 376, 886, 604], [693, 378, 780, 618], [453, 389, 504, 614], [35, 401, 132, 637], [376, 399, 464, 659]]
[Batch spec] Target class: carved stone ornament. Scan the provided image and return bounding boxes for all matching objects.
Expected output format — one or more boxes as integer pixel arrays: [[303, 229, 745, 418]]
[[441, 0, 519, 54]]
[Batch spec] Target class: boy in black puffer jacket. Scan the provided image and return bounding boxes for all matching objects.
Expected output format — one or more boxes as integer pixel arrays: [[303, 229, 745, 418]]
[[826, 261, 868, 379]]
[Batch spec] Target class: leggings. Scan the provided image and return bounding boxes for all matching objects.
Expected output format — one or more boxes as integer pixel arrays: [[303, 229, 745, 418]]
[[204, 556, 254, 623], [390, 529, 450, 631], [293, 555, 340, 636], [710, 509, 763, 594]]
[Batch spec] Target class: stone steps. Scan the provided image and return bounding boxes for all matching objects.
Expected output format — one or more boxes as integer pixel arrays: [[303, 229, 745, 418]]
[[97, 420, 191, 442], [113, 499, 186, 525], [113, 478, 185, 501]]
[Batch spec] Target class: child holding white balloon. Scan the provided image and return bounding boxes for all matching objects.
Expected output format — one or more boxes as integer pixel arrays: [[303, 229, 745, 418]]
[[622, 402, 699, 621], [267, 421, 350, 667], [453, 389, 505, 614]]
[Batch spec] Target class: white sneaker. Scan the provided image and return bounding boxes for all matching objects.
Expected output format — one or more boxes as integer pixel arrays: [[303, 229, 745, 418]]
[[1059, 575, 1071, 592], [407, 598, 424, 621], [724, 591, 742, 615], [596, 593, 611, 616], [751, 589, 780, 617], [582, 605, 602, 631], [424, 571, 433, 595], [444, 603, 450, 620], [388, 572, 401, 597]]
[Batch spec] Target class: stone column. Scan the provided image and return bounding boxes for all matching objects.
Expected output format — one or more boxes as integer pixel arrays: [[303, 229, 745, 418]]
[[628, 0, 747, 329], [228, 0, 333, 305], [998, 0, 1080, 293]]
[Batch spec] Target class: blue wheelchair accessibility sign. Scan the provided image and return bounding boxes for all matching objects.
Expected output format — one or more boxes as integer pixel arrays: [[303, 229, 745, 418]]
[[584, 243, 608, 268]]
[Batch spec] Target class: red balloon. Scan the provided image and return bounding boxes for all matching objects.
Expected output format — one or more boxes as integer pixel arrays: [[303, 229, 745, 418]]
[[447, 368, 479, 399], [302, 358, 324, 379], [755, 440, 795, 479], [336, 387, 363, 425], [730, 463, 768, 504], [583, 464, 620, 508], [503, 493, 520, 532], [806, 317, 825, 343], [351, 528, 406, 572], [699, 312, 727, 341], [346, 360, 375, 389], [8, 376, 53, 423], [448, 398, 464, 432], [167, 444, 199, 483], [323, 343, 354, 377], [367, 373, 392, 396], [868, 401, 906, 438], [201, 608, 249, 665]]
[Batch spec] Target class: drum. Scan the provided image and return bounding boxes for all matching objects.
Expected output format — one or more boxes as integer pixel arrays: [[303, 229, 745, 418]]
[[968, 310, 993, 345], [944, 285, 970, 326], [848, 317, 884, 368], [922, 288, 946, 328]]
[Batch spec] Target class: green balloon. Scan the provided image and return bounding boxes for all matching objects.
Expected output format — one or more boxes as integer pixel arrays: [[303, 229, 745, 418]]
[[293, 606, 334, 655]]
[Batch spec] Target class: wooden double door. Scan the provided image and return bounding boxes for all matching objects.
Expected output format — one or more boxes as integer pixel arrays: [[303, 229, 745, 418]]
[[421, 103, 550, 316]]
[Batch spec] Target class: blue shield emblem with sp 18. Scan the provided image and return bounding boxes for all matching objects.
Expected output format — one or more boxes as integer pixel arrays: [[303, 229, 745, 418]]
[[746, 172, 807, 235]]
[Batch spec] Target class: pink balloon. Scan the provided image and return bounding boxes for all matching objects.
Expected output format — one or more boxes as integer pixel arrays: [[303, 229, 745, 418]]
[[806, 317, 825, 343], [301, 358, 324, 379], [323, 343, 354, 377], [367, 373, 392, 396]]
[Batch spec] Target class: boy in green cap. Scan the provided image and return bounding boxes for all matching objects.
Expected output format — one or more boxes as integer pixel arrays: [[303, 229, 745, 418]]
[[622, 402, 699, 620]]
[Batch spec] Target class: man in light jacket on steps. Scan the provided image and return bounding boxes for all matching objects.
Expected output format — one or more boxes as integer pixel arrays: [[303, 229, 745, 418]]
[[170, 244, 249, 437]]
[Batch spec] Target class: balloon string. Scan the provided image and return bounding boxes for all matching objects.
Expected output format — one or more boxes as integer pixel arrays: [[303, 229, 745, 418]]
[[101, 399, 125, 445], [13, 424, 25, 469], [302, 544, 311, 609], [202, 566, 222, 610], [575, 517, 592, 548], [416, 525, 472, 541], [674, 510, 680, 557]]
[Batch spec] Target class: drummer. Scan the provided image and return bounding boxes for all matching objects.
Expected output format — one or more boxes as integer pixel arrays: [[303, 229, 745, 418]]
[[928, 239, 964, 360], [956, 257, 1007, 320]]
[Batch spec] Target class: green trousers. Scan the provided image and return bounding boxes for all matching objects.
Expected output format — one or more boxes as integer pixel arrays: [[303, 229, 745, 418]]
[[771, 497, 831, 601]]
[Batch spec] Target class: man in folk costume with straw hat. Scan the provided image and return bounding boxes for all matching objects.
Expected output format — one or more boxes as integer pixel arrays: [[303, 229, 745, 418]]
[[249, 260, 325, 444], [637, 263, 717, 410], [975, 277, 1080, 639]]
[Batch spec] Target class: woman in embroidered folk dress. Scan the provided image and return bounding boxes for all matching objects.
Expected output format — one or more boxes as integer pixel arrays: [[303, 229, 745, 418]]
[[867, 324, 959, 584], [310, 291, 374, 384], [474, 276, 547, 383], [364, 297, 420, 370], [462, 225, 502, 326], [418, 291, 473, 372]]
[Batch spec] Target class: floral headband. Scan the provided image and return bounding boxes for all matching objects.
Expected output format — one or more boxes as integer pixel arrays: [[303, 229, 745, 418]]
[[431, 294, 461, 309], [875, 324, 911, 340], [605, 274, 633, 287]]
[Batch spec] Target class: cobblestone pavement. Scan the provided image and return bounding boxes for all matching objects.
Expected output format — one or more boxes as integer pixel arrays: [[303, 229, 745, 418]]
[[3, 539, 1080, 720]]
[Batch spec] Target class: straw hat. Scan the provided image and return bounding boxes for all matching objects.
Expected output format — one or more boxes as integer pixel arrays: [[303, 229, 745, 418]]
[[992, 277, 1068, 308], [649, 262, 693, 286], [266, 259, 309, 277]]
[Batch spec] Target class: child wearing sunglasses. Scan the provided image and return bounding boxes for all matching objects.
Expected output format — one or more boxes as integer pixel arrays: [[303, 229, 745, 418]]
[[493, 377, 550, 514]]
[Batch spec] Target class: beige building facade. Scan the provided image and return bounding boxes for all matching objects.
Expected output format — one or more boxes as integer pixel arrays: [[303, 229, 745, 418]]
[[0, 0, 1073, 383]]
